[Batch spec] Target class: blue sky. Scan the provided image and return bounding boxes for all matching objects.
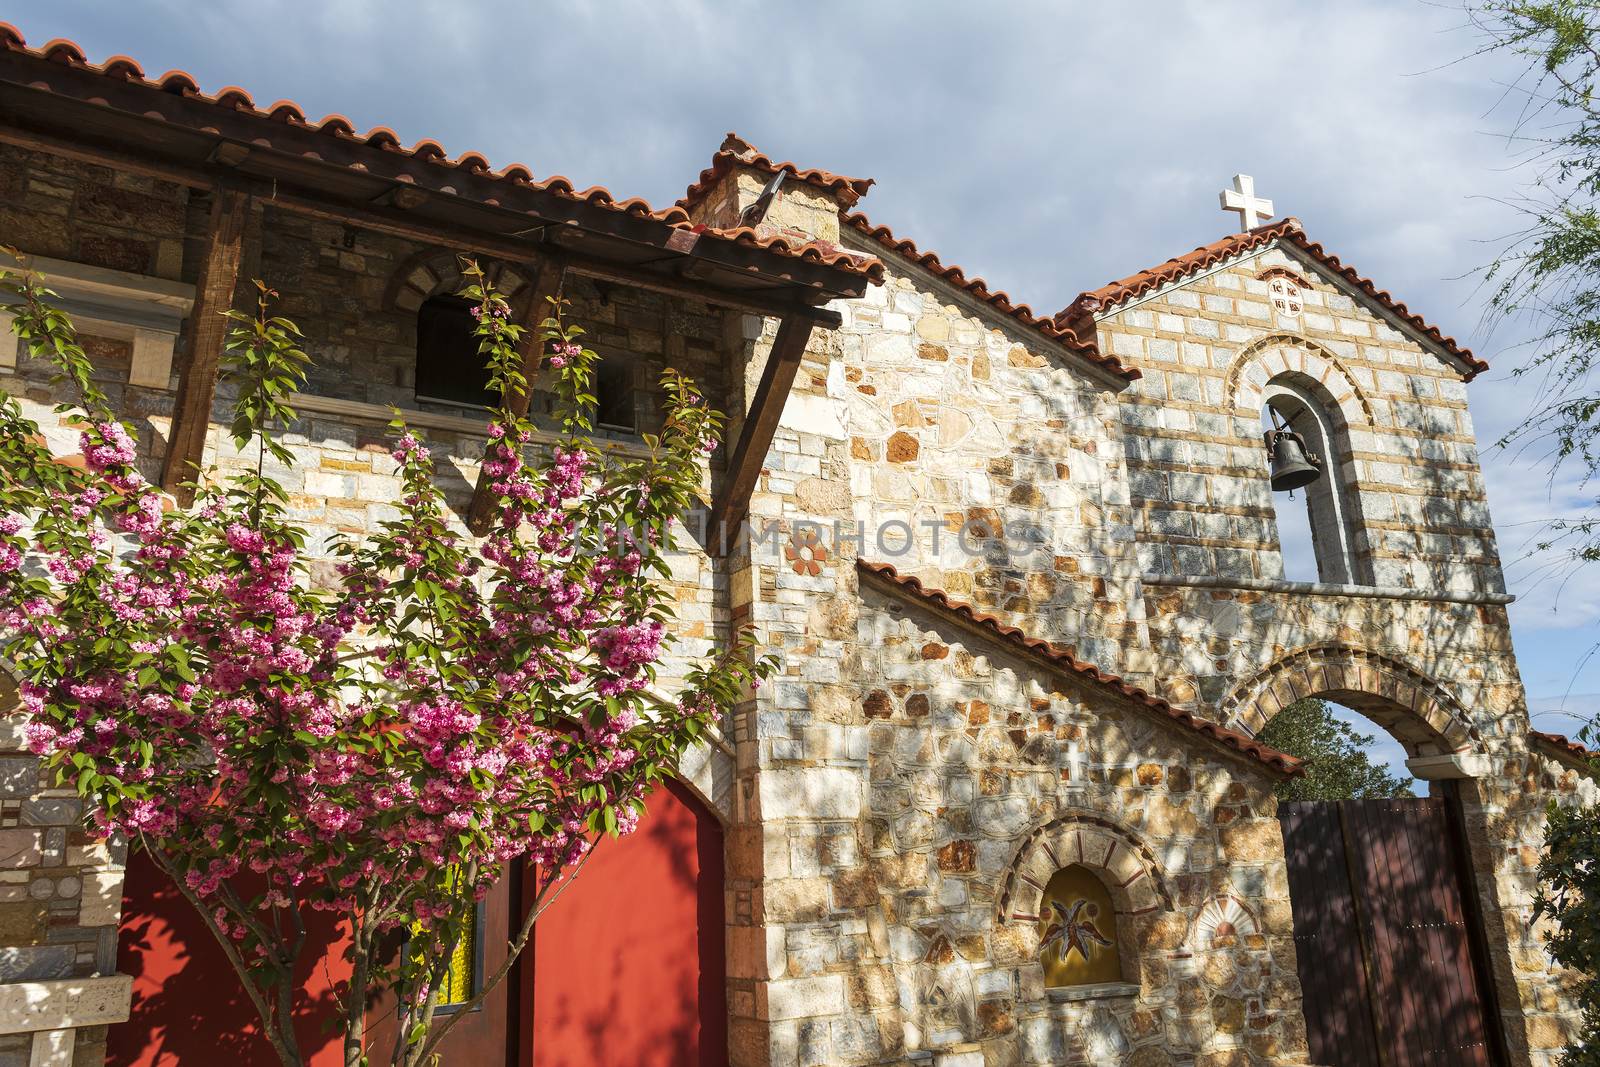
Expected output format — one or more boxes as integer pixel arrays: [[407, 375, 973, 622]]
[[7, 0, 1598, 768]]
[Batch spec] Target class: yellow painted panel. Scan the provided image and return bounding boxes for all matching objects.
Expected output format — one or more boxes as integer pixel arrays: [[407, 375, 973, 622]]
[[1038, 864, 1122, 987], [438, 907, 476, 1006]]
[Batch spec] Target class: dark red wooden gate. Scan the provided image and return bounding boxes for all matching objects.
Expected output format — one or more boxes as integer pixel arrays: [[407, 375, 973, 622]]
[[1280, 796, 1502, 1067]]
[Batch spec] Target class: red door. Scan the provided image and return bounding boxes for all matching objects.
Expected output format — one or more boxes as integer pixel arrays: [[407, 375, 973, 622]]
[[109, 851, 352, 1067], [109, 778, 725, 1067], [527, 779, 726, 1067]]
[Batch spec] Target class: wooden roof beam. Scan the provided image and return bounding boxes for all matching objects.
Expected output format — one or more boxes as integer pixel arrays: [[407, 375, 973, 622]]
[[159, 187, 250, 504], [0, 122, 843, 327]]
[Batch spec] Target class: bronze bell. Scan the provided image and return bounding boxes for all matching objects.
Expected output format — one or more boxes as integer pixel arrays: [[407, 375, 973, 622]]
[[1265, 428, 1321, 492]]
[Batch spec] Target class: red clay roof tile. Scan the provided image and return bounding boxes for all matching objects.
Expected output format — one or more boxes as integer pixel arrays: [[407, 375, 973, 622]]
[[857, 560, 1304, 776], [843, 212, 1139, 381], [679, 132, 875, 210], [41, 39, 85, 65], [363, 127, 404, 152], [99, 56, 145, 80], [1056, 218, 1489, 380], [213, 87, 255, 111], [156, 70, 201, 96], [0, 24, 885, 286], [264, 100, 306, 123], [1530, 729, 1598, 767]]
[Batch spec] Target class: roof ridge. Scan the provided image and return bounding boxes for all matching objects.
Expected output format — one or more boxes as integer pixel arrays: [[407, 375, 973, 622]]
[[1056, 219, 1488, 380], [856, 559, 1304, 777], [0, 23, 885, 284], [678, 131, 875, 211], [842, 211, 1140, 382]]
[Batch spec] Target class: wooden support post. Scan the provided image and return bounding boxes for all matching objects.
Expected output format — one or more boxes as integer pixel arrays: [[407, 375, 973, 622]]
[[160, 188, 249, 503], [708, 314, 815, 550], [466, 257, 567, 535]]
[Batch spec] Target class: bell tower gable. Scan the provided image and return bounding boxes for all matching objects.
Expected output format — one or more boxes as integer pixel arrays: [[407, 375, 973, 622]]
[[1095, 236, 1502, 597]]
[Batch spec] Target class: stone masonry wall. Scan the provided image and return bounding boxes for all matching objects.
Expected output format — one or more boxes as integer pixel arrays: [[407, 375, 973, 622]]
[[0, 145, 191, 282], [725, 178, 1574, 1067], [827, 233, 1148, 676], [722, 210, 1311, 1066], [1092, 241, 1567, 1065], [846, 591, 1306, 1066]]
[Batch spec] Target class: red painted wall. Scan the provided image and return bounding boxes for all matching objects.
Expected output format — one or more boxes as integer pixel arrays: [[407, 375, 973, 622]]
[[528, 779, 726, 1067], [108, 777, 726, 1067], [109, 853, 353, 1067]]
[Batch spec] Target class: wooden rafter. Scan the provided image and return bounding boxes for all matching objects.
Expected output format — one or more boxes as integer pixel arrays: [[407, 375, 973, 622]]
[[159, 188, 250, 504], [467, 256, 568, 535], [709, 314, 816, 548], [0, 121, 844, 330]]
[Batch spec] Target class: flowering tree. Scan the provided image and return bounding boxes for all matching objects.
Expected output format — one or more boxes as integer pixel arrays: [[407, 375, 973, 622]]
[[0, 252, 769, 1067]]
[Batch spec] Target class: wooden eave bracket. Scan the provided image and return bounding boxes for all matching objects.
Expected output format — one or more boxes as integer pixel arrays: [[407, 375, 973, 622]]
[[372, 184, 429, 211], [708, 313, 816, 551]]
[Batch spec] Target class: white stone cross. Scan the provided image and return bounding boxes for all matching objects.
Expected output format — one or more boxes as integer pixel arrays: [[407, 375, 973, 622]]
[[1219, 174, 1274, 231], [1065, 741, 1084, 785]]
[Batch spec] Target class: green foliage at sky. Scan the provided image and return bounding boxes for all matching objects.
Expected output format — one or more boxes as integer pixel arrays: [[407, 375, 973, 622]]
[[1256, 698, 1415, 802]]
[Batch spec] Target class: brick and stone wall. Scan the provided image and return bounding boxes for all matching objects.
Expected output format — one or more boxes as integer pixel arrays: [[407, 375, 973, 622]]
[[1085, 242, 1575, 1063], [713, 160, 1576, 1066], [0, 146, 190, 282]]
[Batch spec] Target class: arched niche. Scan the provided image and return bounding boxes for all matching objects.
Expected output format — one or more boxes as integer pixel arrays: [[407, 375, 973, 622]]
[[1038, 864, 1126, 988], [996, 813, 1174, 993]]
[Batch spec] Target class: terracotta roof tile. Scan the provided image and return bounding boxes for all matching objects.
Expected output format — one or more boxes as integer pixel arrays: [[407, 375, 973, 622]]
[[857, 560, 1304, 776], [843, 212, 1140, 381], [1056, 218, 1489, 380], [213, 86, 255, 111], [1530, 729, 1598, 767], [99, 56, 145, 80], [156, 70, 201, 96], [698, 224, 882, 279], [0, 24, 885, 286], [679, 132, 875, 210], [41, 39, 85, 65]]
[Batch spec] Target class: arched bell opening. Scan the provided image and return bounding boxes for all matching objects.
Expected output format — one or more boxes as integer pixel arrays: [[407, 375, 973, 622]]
[[1260, 374, 1370, 586]]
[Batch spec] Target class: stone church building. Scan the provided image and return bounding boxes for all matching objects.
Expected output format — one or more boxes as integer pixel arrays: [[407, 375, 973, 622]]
[[0, 22, 1592, 1067]]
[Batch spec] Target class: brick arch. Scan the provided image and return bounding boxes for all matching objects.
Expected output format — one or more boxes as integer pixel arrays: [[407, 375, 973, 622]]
[[995, 811, 1174, 926], [675, 736, 735, 825], [1226, 332, 1374, 429], [1218, 645, 1479, 758], [1256, 265, 1315, 289], [382, 248, 535, 313]]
